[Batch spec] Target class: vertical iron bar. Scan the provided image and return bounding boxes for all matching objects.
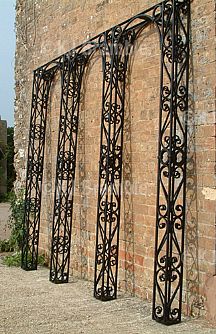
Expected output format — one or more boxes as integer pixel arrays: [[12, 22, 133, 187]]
[[94, 29, 132, 300], [153, 0, 190, 325], [50, 54, 87, 283], [21, 69, 54, 270]]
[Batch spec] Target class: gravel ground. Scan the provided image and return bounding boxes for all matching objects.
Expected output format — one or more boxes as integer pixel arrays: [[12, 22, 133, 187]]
[[0, 261, 215, 334], [0, 203, 11, 240]]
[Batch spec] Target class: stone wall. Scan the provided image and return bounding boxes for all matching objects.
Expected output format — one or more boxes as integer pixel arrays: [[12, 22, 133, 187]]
[[14, 0, 216, 322], [0, 117, 7, 195]]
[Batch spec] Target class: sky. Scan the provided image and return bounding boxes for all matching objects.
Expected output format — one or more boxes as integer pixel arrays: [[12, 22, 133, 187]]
[[0, 0, 16, 127]]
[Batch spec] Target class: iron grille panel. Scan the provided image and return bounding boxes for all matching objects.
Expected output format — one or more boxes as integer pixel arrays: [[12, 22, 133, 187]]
[[152, 0, 190, 325], [21, 69, 55, 270], [50, 54, 88, 283], [94, 29, 133, 301], [21, 0, 190, 325]]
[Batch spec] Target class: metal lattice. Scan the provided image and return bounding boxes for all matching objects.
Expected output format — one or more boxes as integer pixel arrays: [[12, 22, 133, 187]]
[[21, 68, 55, 270], [21, 0, 190, 325], [50, 54, 87, 283], [94, 29, 133, 301], [152, 0, 190, 325]]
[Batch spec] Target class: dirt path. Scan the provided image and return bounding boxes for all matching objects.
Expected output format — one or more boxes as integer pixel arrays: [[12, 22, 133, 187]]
[[0, 203, 11, 240], [0, 262, 215, 334]]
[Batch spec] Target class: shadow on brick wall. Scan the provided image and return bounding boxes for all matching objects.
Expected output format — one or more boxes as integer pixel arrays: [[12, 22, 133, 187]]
[[185, 35, 204, 317]]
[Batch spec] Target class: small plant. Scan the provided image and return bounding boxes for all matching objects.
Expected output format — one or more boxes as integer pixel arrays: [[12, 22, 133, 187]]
[[0, 191, 24, 255], [0, 239, 14, 252], [2, 252, 46, 267], [2, 252, 21, 267], [7, 190, 25, 251], [0, 190, 46, 267]]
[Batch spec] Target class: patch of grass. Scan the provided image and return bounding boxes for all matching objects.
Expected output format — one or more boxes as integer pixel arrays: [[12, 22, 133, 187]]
[[8, 191, 25, 251], [2, 252, 21, 267], [2, 252, 46, 267], [0, 191, 47, 268], [0, 191, 24, 255], [38, 254, 46, 266], [0, 239, 14, 252]]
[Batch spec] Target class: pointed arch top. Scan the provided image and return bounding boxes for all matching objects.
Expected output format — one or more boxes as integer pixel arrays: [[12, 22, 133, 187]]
[[21, 0, 190, 326]]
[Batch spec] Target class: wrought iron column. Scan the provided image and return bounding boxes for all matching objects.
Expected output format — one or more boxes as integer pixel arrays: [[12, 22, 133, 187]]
[[94, 29, 133, 300], [152, 0, 190, 325], [50, 54, 87, 283], [22, 68, 54, 270]]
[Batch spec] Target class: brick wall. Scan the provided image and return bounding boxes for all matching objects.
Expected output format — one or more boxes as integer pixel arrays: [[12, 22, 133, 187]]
[[14, 0, 216, 322]]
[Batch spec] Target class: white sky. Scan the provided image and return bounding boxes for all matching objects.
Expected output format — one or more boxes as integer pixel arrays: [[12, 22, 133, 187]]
[[0, 0, 16, 127]]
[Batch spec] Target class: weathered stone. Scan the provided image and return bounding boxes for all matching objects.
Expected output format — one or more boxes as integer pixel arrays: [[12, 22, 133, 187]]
[[0, 117, 7, 195]]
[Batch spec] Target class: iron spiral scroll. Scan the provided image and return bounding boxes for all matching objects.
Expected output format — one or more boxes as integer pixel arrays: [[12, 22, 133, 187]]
[[21, 0, 190, 326]]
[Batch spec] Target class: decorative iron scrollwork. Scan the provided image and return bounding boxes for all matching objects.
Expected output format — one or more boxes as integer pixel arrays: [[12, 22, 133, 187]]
[[22, 0, 190, 326], [21, 68, 55, 270], [49, 53, 88, 283], [152, 0, 190, 325], [94, 29, 133, 301]]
